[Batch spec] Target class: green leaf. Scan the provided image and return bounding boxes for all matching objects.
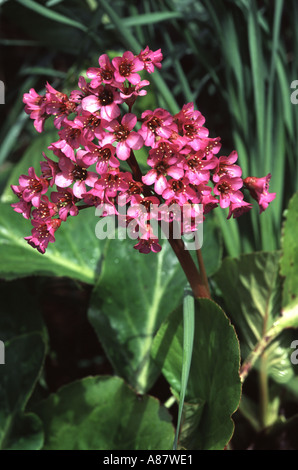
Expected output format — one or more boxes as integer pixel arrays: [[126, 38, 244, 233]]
[[15, 0, 87, 32], [0, 202, 103, 284], [213, 251, 282, 359], [151, 298, 241, 450], [213, 251, 298, 385], [88, 237, 187, 393], [0, 333, 46, 450], [173, 287, 195, 450], [33, 376, 174, 450], [280, 192, 298, 312]]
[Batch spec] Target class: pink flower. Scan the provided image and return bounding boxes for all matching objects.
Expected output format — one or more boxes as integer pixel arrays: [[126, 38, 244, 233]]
[[112, 51, 144, 84], [81, 85, 123, 121], [198, 136, 222, 157], [162, 177, 198, 205], [174, 103, 209, 150], [94, 170, 130, 198], [23, 88, 48, 133], [243, 173, 276, 214], [142, 152, 184, 195], [86, 54, 116, 88], [25, 218, 61, 254], [79, 143, 119, 175], [57, 118, 87, 149], [213, 151, 242, 183], [11, 198, 32, 219], [74, 111, 105, 142], [139, 108, 177, 147], [55, 155, 98, 198], [103, 113, 144, 160], [40, 153, 59, 186], [138, 46, 163, 73], [127, 195, 160, 224], [45, 83, 77, 128], [213, 175, 244, 209], [227, 192, 252, 219], [31, 195, 57, 221], [134, 225, 162, 254], [181, 149, 218, 185], [12, 167, 49, 207], [50, 187, 79, 221]]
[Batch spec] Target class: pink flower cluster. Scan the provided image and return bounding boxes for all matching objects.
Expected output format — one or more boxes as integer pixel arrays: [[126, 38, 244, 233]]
[[12, 47, 276, 254]]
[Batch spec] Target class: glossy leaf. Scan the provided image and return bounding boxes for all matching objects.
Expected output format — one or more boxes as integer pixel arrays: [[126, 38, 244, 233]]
[[88, 237, 187, 393], [151, 298, 241, 450], [0, 202, 103, 284], [213, 251, 298, 385], [280, 192, 298, 312], [33, 375, 174, 450]]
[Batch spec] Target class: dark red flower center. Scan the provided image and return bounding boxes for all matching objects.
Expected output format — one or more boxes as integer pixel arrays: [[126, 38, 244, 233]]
[[72, 166, 87, 181], [119, 60, 133, 77], [98, 88, 114, 106], [217, 181, 231, 195], [98, 147, 112, 161], [147, 117, 162, 133], [114, 124, 129, 142], [100, 68, 114, 81], [28, 178, 43, 193]]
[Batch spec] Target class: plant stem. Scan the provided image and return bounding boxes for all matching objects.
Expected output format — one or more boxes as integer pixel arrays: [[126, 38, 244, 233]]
[[259, 351, 269, 429], [196, 248, 210, 298], [168, 232, 210, 299], [127, 149, 211, 299]]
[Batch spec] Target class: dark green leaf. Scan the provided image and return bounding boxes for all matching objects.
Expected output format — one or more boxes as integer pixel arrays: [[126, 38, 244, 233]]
[[33, 375, 174, 450], [151, 298, 241, 450], [0, 333, 46, 450]]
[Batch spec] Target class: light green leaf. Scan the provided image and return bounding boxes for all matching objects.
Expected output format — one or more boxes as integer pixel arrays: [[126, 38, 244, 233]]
[[0, 202, 103, 284]]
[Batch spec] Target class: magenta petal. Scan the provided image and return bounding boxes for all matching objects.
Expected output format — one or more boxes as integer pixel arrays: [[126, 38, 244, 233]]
[[155, 175, 168, 195], [167, 166, 184, 180], [73, 181, 85, 198], [100, 103, 120, 121], [142, 170, 157, 186], [55, 173, 73, 187], [126, 132, 143, 149], [122, 113, 137, 130], [116, 142, 130, 160], [82, 95, 100, 113], [128, 72, 141, 85]]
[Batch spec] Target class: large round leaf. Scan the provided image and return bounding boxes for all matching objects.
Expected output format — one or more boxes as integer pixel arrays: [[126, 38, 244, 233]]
[[33, 375, 174, 450], [151, 298, 241, 450]]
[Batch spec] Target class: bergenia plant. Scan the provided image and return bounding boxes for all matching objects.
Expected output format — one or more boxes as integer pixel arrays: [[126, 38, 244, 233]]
[[9, 48, 281, 451], [11, 47, 276, 300]]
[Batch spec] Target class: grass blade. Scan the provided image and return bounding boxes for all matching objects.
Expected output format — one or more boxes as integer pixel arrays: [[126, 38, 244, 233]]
[[173, 286, 195, 450]]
